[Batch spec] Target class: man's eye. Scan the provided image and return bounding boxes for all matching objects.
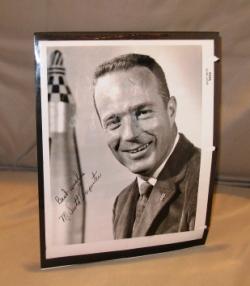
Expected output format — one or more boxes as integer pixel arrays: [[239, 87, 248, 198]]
[[105, 116, 121, 130], [135, 109, 152, 119]]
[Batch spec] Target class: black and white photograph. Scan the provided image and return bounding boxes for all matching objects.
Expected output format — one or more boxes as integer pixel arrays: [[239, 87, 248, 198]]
[[35, 32, 218, 268]]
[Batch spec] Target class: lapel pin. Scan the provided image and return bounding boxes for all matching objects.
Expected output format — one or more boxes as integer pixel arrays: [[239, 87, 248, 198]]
[[160, 193, 166, 201]]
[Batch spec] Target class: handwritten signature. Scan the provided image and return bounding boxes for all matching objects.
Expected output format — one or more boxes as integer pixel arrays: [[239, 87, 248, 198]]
[[55, 170, 102, 223]]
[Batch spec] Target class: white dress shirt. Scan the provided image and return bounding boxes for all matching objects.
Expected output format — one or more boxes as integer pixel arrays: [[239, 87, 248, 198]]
[[137, 133, 180, 193]]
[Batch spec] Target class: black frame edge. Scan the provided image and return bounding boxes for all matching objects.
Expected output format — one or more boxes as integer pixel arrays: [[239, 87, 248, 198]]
[[34, 31, 219, 41], [34, 35, 47, 268], [34, 31, 219, 269], [42, 237, 206, 269]]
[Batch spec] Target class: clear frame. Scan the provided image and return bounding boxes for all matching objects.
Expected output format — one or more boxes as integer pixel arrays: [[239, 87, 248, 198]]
[[34, 32, 219, 268]]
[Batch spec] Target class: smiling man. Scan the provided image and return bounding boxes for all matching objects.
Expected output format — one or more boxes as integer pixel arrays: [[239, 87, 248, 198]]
[[93, 53, 200, 239]]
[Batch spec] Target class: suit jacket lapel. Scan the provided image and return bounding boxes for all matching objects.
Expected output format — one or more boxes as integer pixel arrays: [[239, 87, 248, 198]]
[[132, 178, 177, 237], [132, 133, 193, 237]]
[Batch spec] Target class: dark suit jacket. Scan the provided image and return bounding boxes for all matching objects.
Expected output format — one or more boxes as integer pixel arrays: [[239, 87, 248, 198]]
[[113, 133, 201, 239]]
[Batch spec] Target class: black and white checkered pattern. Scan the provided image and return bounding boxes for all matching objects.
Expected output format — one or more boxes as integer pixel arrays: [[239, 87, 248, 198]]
[[48, 50, 72, 103]]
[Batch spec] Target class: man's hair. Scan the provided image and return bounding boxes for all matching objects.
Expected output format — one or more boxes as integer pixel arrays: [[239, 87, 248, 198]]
[[93, 53, 170, 102]]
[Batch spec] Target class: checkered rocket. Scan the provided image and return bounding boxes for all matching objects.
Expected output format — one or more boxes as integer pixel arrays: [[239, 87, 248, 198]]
[[48, 50, 72, 102], [48, 50, 75, 134], [48, 50, 85, 244]]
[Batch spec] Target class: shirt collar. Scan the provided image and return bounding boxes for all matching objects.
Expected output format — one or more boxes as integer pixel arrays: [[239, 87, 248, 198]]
[[137, 133, 180, 192]]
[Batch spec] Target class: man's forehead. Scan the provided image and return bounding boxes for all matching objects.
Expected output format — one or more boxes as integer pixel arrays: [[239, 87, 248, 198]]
[[94, 67, 159, 109]]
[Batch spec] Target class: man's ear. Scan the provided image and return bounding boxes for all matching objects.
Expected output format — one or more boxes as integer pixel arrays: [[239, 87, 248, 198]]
[[167, 96, 177, 124]]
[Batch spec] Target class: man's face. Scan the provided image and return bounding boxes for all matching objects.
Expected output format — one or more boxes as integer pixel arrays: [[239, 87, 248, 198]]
[[94, 66, 177, 177]]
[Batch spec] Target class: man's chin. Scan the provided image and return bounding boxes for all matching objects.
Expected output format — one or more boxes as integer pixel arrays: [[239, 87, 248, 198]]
[[119, 156, 156, 177], [128, 164, 154, 178]]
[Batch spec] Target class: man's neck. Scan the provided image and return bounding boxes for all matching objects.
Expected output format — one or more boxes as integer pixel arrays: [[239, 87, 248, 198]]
[[137, 132, 180, 185]]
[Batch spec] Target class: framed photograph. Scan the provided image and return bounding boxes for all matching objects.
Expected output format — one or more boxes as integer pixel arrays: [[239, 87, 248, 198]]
[[34, 32, 220, 268]]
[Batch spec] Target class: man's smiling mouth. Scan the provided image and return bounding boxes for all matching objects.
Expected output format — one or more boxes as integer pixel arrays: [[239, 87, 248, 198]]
[[124, 142, 152, 154]]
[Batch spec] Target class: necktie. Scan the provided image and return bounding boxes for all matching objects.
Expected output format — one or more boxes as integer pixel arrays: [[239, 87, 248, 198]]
[[133, 181, 153, 232]]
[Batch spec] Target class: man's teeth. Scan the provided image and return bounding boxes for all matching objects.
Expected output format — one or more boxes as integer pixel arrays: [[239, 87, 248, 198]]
[[129, 143, 150, 153]]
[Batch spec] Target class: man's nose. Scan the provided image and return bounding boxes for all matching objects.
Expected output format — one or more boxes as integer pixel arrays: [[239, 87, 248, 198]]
[[121, 116, 140, 141]]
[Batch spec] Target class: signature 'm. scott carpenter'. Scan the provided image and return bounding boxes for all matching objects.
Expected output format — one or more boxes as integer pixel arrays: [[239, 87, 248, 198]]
[[55, 170, 102, 223]]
